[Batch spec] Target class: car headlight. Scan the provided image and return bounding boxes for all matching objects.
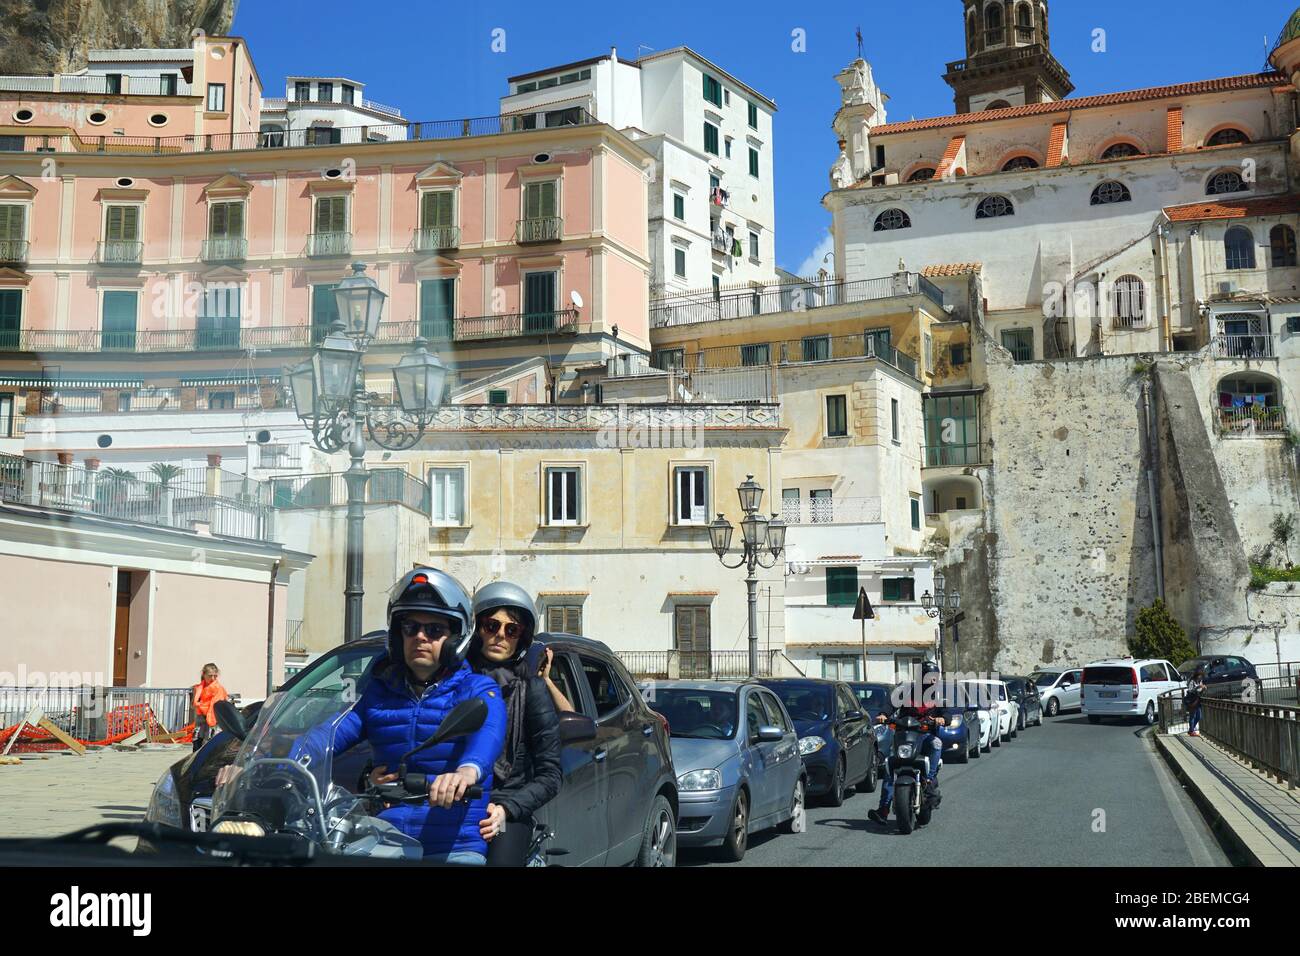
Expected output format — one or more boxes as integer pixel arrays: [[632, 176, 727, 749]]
[[947, 714, 963, 728], [144, 768, 183, 829], [798, 736, 826, 755], [677, 769, 722, 792], [896, 743, 915, 759]]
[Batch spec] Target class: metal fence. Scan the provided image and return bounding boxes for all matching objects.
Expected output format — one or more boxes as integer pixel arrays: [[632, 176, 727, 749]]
[[616, 649, 783, 680], [1201, 697, 1300, 789], [286, 619, 306, 655], [924, 442, 992, 468], [1217, 405, 1287, 435], [0, 686, 194, 743], [269, 469, 430, 515], [781, 495, 883, 525], [660, 334, 918, 379]]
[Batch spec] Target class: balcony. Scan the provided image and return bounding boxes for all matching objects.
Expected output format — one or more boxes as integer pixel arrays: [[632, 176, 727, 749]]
[[413, 226, 460, 253], [1212, 334, 1279, 359], [307, 232, 352, 257], [0, 74, 192, 96], [665, 333, 919, 379], [781, 496, 883, 526], [96, 240, 143, 265], [616, 649, 786, 680], [201, 237, 248, 263], [0, 238, 28, 265], [1218, 405, 1287, 436], [516, 216, 562, 244], [270, 470, 430, 516], [923, 442, 991, 469], [286, 619, 306, 655], [650, 273, 946, 329]]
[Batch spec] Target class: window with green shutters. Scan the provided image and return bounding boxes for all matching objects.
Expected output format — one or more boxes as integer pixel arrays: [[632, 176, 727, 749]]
[[0, 204, 25, 241], [748, 102, 758, 128], [488, 389, 508, 406], [101, 290, 137, 350], [421, 191, 454, 229], [420, 278, 455, 339], [198, 285, 240, 349], [882, 577, 916, 602], [749, 147, 759, 178], [0, 289, 21, 349], [315, 196, 347, 235], [311, 283, 340, 343], [523, 271, 557, 331], [703, 122, 719, 156], [826, 567, 858, 607], [702, 74, 722, 107], [673, 193, 685, 220], [104, 205, 140, 241], [523, 180, 557, 222], [208, 201, 244, 238]]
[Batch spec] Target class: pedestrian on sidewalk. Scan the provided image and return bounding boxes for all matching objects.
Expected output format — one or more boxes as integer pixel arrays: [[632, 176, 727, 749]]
[[1186, 667, 1206, 737], [191, 663, 228, 751]]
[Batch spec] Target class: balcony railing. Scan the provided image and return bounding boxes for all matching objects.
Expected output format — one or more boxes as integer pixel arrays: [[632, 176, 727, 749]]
[[1212, 334, 1279, 359], [0, 74, 192, 96], [286, 619, 306, 655], [201, 237, 247, 262], [616, 649, 784, 680], [306, 232, 352, 257], [34, 386, 280, 416], [516, 216, 562, 244], [781, 496, 883, 525], [651, 273, 945, 329], [96, 240, 143, 265], [0, 238, 29, 264], [663, 333, 918, 378], [414, 226, 460, 253], [270, 470, 430, 516], [1218, 405, 1287, 435], [923, 442, 991, 468]]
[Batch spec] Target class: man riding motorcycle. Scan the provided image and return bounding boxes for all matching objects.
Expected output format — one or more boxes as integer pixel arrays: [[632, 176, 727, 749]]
[[868, 664, 945, 827]]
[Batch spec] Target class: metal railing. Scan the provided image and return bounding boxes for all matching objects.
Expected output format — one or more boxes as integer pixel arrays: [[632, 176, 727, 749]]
[[307, 232, 352, 257], [1212, 334, 1279, 359], [781, 496, 883, 525], [96, 240, 143, 264], [0, 238, 28, 263], [1217, 405, 1287, 435], [0, 75, 192, 96], [1201, 697, 1300, 789], [0, 685, 196, 743], [413, 226, 460, 252], [923, 442, 992, 468], [201, 236, 247, 262], [516, 216, 563, 244], [269, 469, 431, 516], [616, 649, 784, 680], [286, 619, 306, 655], [667, 335, 918, 378]]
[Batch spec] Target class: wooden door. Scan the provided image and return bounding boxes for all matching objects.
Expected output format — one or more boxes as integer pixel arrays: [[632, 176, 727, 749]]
[[675, 605, 711, 679], [113, 571, 131, 686]]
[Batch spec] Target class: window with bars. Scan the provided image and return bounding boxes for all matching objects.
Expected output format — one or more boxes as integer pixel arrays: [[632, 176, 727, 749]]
[[428, 467, 465, 525], [874, 208, 911, 231], [1090, 181, 1132, 205], [546, 467, 581, 525], [1224, 227, 1256, 270], [801, 335, 830, 362], [488, 389, 508, 405], [547, 605, 583, 636], [810, 489, 833, 523], [1207, 171, 1247, 196], [674, 466, 708, 525], [826, 395, 848, 437], [976, 195, 1014, 219], [1111, 276, 1146, 326], [1001, 328, 1034, 362], [653, 349, 685, 371]]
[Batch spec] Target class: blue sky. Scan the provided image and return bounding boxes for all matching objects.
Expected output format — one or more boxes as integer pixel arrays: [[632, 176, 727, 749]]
[[233, 0, 1297, 277]]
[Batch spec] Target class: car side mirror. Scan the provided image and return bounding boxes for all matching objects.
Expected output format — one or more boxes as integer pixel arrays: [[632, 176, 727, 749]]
[[756, 726, 784, 742], [213, 700, 248, 741], [558, 712, 597, 743], [844, 710, 864, 722]]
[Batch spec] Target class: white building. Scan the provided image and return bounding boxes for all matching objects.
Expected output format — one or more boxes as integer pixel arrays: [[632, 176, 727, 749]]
[[500, 47, 778, 296], [258, 75, 408, 146]]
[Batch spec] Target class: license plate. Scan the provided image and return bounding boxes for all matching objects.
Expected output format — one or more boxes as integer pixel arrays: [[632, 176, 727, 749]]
[[189, 803, 211, 832], [1099, 691, 1118, 698]]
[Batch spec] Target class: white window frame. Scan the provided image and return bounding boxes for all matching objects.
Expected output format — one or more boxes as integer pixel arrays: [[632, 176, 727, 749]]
[[206, 82, 226, 113], [825, 394, 848, 438], [543, 464, 584, 527], [521, 178, 561, 221], [672, 463, 711, 526], [418, 187, 460, 229], [428, 465, 468, 527], [0, 201, 31, 242], [312, 193, 351, 235], [748, 231, 759, 260], [100, 202, 145, 244], [673, 247, 687, 279], [206, 198, 247, 238]]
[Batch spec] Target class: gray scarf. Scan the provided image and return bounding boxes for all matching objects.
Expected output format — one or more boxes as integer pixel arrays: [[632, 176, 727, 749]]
[[483, 664, 527, 782]]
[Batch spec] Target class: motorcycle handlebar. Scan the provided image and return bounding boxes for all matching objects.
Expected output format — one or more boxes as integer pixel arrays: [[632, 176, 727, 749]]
[[400, 773, 483, 802]]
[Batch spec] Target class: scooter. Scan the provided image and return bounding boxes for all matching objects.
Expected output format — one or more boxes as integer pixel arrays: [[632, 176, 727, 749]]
[[885, 712, 941, 835]]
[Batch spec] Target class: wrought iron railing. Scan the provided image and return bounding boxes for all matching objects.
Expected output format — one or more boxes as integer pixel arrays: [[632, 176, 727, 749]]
[[307, 232, 352, 257], [96, 240, 143, 264], [615, 649, 784, 680], [516, 216, 563, 244], [1217, 405, 1286, 435], [0, 238, 28, 263], [413, 226, 460, 253], [781, 496, 883, 525], [1212, 334, 1279, 359], [201, 237, 248, 262], [286, 619, 306, 654]]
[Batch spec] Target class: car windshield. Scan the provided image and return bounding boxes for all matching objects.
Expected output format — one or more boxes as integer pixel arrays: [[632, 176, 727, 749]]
[[769, 685, 833, 722], [649, 689, 738, 739], [852, 685, 891, 713], [1030, 672, 1059, 686], [1178, 660, 1208, 676]]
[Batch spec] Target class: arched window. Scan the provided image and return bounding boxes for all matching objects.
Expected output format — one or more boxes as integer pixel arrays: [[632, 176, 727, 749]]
[[1206, 128, 1250, 147], [908, 167, 937, 183], [1269, 224, 1297, 267], [1015, 2, 1034, 41], [1002, 155, 1039, 171], [1101, 142, 1141, 160], [976, 195, 1015, 219], [1224, 226, 1256, 270], [1091, 181, 1132, 205], [985, 3, 1005, 44], [1207, 171, 1248, 196], [985, 100, 1012, 111], [1110, 275, 1145, 327], [1217, 371, 1279, 430], [874, 208, 912, 232]]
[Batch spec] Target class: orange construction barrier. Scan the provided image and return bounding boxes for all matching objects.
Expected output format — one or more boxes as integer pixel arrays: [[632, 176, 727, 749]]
[[0, 703, 197, 754]]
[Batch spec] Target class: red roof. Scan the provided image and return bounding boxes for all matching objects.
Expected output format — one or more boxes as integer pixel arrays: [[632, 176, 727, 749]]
[[1046, 122, 1068, 167], [921, 262, 982, 277], [873, 73, 1285, 136], [1163, 194, 1300, 222]]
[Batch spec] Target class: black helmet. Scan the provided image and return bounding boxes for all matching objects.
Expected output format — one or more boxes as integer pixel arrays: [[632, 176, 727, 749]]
[[470, 580, 537, 665], [386, 568, 474, 672]]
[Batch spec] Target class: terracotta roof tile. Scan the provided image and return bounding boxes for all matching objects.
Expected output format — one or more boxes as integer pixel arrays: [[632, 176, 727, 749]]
[[1046, 122, 1068, 167], [873, 73, 1284, 136], [1163, 193, 1300, 222], [934, 134, 966, 179], [921, 262, 983, 277], [1166, 107, 1184, 152]]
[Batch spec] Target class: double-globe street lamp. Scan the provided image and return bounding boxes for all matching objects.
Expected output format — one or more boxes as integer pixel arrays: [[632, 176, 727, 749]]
[[286, 262, 448, 643], [708, 476, 787, 677], [921, 570, 962, 672]]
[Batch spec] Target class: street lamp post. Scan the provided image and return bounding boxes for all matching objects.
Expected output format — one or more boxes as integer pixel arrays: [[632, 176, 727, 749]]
[[920, 570, 962, 672], [286, 262, 448, 643], [709, 475, 786, 677]]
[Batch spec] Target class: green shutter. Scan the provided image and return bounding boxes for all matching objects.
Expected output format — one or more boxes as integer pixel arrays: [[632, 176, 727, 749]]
[[311, 283, 339, 341], [525, 181, 556, 221], [524, 271, 557, 329], [749, 148, 759, 177], [704, 123, 718, 155], [106, 205, 138, 241], [422, 192, 454, 228], [101, 291, 137, 349], [0, 205, 23, 240], [0, 290, 21, 347], [420, 279, 454, 338], [826, 567, 858, 607], [883, 579, 900, 602], [316, 196, 345, 233]]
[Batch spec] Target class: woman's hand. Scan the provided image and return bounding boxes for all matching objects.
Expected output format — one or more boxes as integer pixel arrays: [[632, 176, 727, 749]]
[[478, 802, 507, 840], [368, 764, 398, 788], [538, 646, 553, 680], [428, 765, 479, 809]]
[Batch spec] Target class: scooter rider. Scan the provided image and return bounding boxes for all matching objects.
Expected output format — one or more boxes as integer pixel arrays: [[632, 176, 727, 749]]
[[868, 663, 946, 827]]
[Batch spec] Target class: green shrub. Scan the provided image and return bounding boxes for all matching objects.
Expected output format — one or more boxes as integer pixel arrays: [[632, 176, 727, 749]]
[[1249, 562, 1300, 590], [1130, 599, 1196, 666]]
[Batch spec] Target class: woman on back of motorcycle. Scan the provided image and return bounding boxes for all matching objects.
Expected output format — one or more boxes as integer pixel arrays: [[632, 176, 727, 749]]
[[468, 581, 563, 867]]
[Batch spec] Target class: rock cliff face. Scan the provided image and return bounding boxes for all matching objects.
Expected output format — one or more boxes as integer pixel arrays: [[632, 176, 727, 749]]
[[0, 0, 236, 75]]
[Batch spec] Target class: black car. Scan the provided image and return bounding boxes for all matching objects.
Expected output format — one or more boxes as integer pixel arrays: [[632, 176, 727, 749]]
[[848, 681, 897, 775], [1003, 676, 1043, 730], [1178, 655, 1258, 701], [758, 678, 878, 806], [142, 631, 679, 867]]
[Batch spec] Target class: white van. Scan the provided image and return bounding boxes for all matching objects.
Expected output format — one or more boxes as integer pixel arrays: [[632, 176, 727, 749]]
[[1081, 658, 1183, 725]]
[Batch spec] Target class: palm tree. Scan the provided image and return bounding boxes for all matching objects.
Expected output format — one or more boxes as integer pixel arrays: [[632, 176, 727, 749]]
[[100, 467, 137, 484], [148, 463, 183, 488]]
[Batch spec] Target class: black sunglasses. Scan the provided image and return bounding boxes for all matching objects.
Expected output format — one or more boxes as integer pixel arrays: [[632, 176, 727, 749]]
[[399, 618, 451, 639]]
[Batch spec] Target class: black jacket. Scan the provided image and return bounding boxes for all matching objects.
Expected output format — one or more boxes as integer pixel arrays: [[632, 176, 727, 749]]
[[494, 675, 563, 822]]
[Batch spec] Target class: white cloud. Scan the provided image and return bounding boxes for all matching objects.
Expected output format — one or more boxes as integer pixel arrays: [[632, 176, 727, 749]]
[[793, 230, 834, 279]]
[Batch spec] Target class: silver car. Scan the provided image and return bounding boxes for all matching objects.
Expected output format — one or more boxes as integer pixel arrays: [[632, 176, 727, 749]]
[[1031, 668, 1083, 717], [647, 681, 805, 862]]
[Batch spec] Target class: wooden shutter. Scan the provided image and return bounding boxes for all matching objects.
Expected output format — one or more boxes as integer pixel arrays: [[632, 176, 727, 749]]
[[0, 205, 23, 240], [547, 605, 582, 635], [883, 579, 900, 602], [316, 196, 345, 233], [423, 192, 453, 228], [0, 290, 21, 334], [826, 567, 857, 606], [106, 205, 140, 240]]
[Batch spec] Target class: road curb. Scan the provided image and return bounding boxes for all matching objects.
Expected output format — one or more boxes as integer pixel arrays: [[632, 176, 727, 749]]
[[1153, 732, 1269, 867]]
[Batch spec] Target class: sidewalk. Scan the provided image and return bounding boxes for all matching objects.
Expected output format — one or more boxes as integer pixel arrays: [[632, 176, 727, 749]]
[[1156, 731, 1300, 866]]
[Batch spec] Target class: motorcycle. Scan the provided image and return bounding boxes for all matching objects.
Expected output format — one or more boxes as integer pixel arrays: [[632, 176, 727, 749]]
[[210, 694, 486, 860], [885, 712, 941, 835]]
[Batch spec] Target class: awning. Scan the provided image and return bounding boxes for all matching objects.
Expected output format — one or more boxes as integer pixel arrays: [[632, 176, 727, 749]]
[[179, 374, 280, 386], [0, 375, 144, 388]]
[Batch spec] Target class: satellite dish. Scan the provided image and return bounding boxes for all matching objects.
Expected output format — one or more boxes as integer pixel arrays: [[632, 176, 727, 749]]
[[570, 291, 583, 309]]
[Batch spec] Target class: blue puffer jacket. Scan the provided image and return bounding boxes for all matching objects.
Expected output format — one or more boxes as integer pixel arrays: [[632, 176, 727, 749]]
[[323, 657, 507, 857]]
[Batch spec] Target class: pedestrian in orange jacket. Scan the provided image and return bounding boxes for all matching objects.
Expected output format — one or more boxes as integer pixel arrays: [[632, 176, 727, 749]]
[[192, 663, 228, 751]]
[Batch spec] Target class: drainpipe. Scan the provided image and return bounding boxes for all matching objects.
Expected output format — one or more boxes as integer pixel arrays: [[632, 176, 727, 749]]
[[1143, 381, 1165, 602], [266, 559, 280, 696], [1155, 220, 1173, 352]]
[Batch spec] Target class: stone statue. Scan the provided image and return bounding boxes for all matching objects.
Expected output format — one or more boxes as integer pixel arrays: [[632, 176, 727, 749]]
[[830, 148, 854, 190], [838, 59, 870, 108]]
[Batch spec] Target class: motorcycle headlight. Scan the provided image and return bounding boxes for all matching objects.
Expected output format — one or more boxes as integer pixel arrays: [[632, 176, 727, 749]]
[[798, 736, 826, 756], [677, 769, 722, 792], [212, 820, 266, 837], [144, 768, 183, 829], [896, 743, 915, 759]]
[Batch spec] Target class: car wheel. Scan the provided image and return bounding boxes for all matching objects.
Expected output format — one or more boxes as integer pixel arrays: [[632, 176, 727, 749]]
[[992, 728, 1002, 747], [720, 790, 748, 862], [1046, 698, 1059, 718], [973, 734, 983, 757], [859, 748, 879, 793], [781, 778, 807, 835], [1087, 714, 1101, 724], [635, 795, 677, 868], [1143, 701, 1157, 726], [825, 755, 847, 807], [1035, 707, 1044, 726]]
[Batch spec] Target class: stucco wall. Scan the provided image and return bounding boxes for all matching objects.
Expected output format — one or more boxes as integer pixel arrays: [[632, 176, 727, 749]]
[[0, 554, 114, 680]]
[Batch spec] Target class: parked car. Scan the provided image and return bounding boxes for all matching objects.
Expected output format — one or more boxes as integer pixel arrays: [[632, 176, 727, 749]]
[[1031, 668, 1082, 716], [144, 631, 680, 867], [647, 681, 805, 862], [933, 688, 981, 763], [1177, 655, 1258, 701], [849, 682, 897, 776], [758, 678, 878, 806], [1081, 658, 1183, 725], [958, 678, 1017, 743], [1003, 676, 1044, 730]]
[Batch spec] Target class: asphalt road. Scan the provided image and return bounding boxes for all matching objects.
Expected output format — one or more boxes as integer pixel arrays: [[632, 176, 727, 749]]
[[685, 712, 1230, 867]]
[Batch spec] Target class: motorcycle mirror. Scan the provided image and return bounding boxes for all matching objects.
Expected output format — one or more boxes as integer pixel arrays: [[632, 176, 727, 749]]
[[400, 698, 488, 763], [213, 700, 248, 741]]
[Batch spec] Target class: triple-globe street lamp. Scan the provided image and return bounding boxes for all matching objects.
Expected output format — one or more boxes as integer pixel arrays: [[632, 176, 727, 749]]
[[921, 570, 962, 672]]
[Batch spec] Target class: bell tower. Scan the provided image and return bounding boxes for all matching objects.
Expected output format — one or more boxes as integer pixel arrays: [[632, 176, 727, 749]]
[[944, 0, 1073, 114]]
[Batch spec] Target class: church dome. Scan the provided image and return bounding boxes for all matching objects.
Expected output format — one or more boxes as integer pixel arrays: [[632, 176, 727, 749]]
[[1280, 8, 1300, 49]]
